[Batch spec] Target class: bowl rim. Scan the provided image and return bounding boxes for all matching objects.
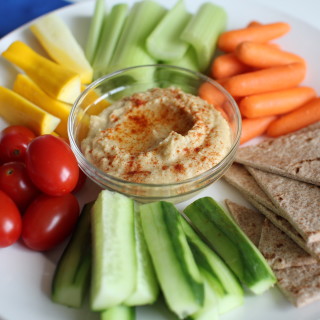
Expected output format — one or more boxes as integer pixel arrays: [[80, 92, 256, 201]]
[[68, 64, 242, 188]]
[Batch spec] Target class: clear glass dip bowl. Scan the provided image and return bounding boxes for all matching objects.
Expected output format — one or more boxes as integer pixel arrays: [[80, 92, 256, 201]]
[[68, 64, 241, 203]]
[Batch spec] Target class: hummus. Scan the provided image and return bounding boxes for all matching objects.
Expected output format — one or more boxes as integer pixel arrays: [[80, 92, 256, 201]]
[[81, 87, 232, 184]]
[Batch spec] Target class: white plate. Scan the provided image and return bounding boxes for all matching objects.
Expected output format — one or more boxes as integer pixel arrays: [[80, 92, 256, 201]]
[[0, 1, 320, 319]]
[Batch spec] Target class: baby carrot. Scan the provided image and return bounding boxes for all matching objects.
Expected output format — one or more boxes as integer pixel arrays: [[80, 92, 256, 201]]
[[199, 82, 227, 107], [240, 115, 277, 144], [222, 62, 306, 97], [235, 41, 305, 68], [266, 97, 320, 137], [210, 53, 252, 79], [239, 86, 316, 118], [218, 22, 290, 52], [247, 21, 262, 27]]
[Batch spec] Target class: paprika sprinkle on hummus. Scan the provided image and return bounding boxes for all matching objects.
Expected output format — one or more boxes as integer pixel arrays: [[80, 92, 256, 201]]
[[81, 87, 232, 183]]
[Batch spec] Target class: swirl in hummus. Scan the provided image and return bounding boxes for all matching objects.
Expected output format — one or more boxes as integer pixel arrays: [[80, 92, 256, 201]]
[[81, 87, 232, 183]]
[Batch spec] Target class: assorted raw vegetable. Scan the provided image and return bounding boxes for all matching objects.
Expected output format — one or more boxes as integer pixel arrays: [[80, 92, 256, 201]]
[[210, 20, 320, 143], [51, 189, 275, 319], [0, 125, 85, 250], [1, 0, 320, 318]]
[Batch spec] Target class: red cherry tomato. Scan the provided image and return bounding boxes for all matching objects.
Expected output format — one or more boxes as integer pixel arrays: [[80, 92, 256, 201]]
[[0, 125, 36, 163], [26, 135, 79, 196], [0, 190, 22, 248], [72, 168, 87, 193], [22, 193, 80, 251], [0, 162, 39, 212]]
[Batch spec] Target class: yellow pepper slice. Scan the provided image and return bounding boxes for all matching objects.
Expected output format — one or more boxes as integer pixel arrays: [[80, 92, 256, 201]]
[[0, 86, 60, 135], [2, 41, 81, 104], [30, 14, 93, 84], [13, 74, 71, 139]]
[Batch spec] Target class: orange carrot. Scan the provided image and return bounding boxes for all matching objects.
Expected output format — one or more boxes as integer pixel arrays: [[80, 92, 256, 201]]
[[235, 41, 305, 68], [199, 82, 227, 107], [218, 22, 290, 52], [239, 86, 316, 118], [222, 62, 306, 97], [210, 53, 252, 80], [247, 21, 262, 27], [266, 97, 320, 137], [240, 115, 277, 144]]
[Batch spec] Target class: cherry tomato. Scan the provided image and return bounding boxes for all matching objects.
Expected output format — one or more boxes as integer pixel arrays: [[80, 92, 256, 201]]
[[0, 162, 39, 212], [0, 190, 22, 248], [72, 168, 87, 193], [26, 135, 79, 196], [0, 125, 36, 163], [22, 193, 80, 251]]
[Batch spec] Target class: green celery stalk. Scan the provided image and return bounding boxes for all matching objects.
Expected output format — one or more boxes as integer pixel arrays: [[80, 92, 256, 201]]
[[85, 0, 106, 63], [92, 3, 129, 80], [107, 0, 166, 75], [165, 47, 199, 72], [180, 3, 227, 72], [146, 0, 191, 61]]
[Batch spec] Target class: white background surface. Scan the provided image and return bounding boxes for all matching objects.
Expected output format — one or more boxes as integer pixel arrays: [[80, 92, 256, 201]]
[[1, 1, 320, 320]]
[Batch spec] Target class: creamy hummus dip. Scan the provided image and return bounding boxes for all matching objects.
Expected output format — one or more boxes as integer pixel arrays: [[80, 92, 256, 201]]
[[81, 87, 232, 183]]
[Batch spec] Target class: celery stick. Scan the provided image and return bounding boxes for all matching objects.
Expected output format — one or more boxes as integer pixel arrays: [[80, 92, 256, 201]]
[[92, 3, 128, 80], [85, 0, 106, 64], [165, 47, 199, 72], [181, 3, 227, 72], [107, 0, 166, 75], [146, 0, 191, 61]]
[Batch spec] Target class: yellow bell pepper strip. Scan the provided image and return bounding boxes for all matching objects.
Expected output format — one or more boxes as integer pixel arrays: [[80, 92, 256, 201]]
[[30, 14, 93, 84], [13, 74, 71, 139], [1, 41, 81, 104], [0, 86, 60, 135]]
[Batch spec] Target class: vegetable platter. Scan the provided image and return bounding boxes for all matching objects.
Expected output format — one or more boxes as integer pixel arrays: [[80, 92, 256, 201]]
[[0, 0, 320, 319]]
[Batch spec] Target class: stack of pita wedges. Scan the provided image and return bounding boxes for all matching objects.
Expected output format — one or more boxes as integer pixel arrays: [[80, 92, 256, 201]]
[[223, 121, 320, 308]]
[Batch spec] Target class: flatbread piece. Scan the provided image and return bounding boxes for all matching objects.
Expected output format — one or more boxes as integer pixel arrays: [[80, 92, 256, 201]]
[[235, 121, 320, 186]]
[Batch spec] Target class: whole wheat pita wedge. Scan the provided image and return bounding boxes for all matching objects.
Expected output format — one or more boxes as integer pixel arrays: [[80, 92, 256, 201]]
[[223, 163, 276, 212], [225, 199, 264, 246], [225, 200, 320, 308], [274, 263, 320, 308], [235, 121, 320, 186], [247, 196, 320, 260], [247, 166, 320, 243], [258, 219, 316, 269], [222, 164, 320, 258], [225, 200, 317, 269]]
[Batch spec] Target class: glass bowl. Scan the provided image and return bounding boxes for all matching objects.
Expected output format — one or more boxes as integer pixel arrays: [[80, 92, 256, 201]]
[[68, 64, 241, 203]]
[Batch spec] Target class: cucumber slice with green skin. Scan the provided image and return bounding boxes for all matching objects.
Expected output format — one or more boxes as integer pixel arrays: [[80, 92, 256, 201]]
[[140, 201, 204, 319], [187, 271, 219, 320], [100, 305, 135, 320], [90, 190, 136, 311], [181, 218, 243, 315], [51, 201, 93, 308], [125, 203, 159, 306], [183, 197, 277, 295]]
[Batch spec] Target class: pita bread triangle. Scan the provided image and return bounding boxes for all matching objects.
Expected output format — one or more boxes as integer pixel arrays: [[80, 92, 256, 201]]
[[225, 199, 320, 308], [247, 166, 320, 243], [235, 121, 320, 186]]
